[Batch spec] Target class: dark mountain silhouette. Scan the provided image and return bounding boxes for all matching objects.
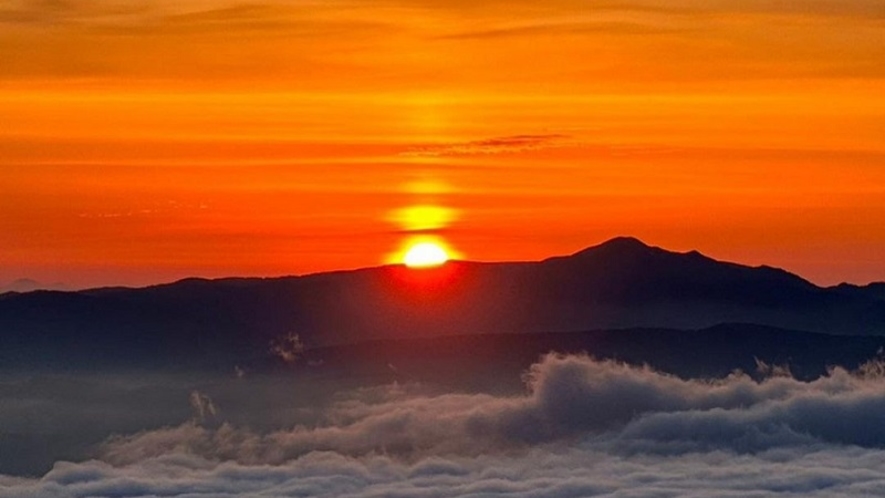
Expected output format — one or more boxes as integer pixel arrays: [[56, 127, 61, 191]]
[[284, 324, 885, 387], [0, 278, 67, 294], [831, 282, 885, 302], [1, 237, 884, 370]]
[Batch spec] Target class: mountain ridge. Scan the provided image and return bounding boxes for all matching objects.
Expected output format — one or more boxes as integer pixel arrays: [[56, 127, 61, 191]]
[[2, 237, 884, 371], [4, 237, 870, 297]]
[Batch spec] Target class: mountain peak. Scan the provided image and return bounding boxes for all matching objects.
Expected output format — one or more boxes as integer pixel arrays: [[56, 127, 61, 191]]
[[568, 236, 656, 259], [597, 236, 650, 250]]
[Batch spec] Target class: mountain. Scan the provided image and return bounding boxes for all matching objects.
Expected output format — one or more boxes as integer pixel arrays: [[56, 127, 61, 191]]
[[1, 237, 884, 370], [285, 324, 885, 386], [0, 278, 68, 294], [831, 282, 885, 302]]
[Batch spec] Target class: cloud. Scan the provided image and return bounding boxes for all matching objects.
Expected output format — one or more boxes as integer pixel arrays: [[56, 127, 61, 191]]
[[0, 372, 340, 476], [0, 0, 391, 33], [437, 20, 688, 40], [403, 135, 570, 157], [409, 0, 885, 20], [716, 0, 885, 19], [93, 354, 885, 465], [189, 391, 217, 424], [2, 0, 879, 86], [7, 443, 885, 497], [4, 0, 880, 32], [9, 354, 885, 496], [0, 0, 150, 26], [269, 332, 305, 364]]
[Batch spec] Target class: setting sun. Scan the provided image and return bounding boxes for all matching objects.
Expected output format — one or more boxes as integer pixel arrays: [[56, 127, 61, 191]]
[[403, 242, 450, 268]]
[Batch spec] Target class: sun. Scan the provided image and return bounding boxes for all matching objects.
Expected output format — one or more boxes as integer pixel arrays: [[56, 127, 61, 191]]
[[403, 241, 450, 268]]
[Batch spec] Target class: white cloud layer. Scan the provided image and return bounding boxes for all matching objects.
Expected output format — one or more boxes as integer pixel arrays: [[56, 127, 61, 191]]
[[7, 354, 885, 496], [10, 446, 885, 498]]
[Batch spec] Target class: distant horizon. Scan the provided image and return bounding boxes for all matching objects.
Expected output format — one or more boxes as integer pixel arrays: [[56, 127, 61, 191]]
[[4, 236, 884, 292]]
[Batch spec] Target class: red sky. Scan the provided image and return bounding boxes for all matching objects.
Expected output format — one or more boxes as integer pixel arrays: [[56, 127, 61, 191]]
[[1, 0, 884, 289]]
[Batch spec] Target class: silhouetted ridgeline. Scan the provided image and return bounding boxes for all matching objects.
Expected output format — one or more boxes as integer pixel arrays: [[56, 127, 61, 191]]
[[1, 237, 883, 370], [292, 324, 885, 386]]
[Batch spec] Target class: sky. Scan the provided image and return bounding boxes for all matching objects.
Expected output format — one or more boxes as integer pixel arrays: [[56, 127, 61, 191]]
[[2, 0, 884, 289]]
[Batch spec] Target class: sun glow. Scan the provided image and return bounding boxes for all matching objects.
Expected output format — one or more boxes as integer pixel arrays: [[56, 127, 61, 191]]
[[403, 242, 450, 268]]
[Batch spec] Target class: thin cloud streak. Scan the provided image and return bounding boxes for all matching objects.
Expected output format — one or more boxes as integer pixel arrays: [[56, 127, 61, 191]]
[[403, 134, 571, 157]]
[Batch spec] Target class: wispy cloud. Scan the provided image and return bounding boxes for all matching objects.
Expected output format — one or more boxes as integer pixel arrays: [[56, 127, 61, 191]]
[[1, 0, 881, 85], [189, 390, 217, 424], [269, 332, 305, 364], [0, 1, 393, 32], [404, 134, 571, 157], [0, 0, 151, 26], [437, 20, 691, 40]]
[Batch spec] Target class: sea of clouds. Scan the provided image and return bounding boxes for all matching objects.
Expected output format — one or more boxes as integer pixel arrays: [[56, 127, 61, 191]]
[[6, 354, 885, 497]]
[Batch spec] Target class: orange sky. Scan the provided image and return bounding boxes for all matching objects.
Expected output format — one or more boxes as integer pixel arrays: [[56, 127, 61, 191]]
[[1, 0, 884, 289]]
